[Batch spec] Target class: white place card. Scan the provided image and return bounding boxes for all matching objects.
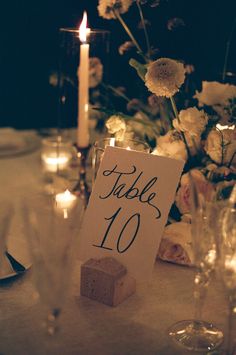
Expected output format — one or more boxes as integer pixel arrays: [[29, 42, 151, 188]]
[[79, 146, 184, 281]]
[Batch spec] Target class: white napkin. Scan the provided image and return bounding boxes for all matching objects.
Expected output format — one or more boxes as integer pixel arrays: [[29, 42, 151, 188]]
[[158, 222, 193, 266]]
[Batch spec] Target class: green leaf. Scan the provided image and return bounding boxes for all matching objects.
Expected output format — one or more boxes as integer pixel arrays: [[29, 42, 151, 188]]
[[129, 58, 147, 81]]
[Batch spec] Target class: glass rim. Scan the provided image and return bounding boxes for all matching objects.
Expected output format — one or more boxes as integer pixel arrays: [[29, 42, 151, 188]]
[[93, 137, 151, 151], [59, 28, 110, 35], [42, 137, 72, 147]]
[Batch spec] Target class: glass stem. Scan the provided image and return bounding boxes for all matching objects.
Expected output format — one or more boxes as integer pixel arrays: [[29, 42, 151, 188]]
[[227, 297, 236, 355], [193, 271, 209, 322]]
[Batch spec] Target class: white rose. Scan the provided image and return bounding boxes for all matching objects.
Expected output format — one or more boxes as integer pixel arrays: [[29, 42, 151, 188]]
[[158, 222, 193, 266], [106, 115, 126, 140], [173, 107, 208, 137], [205, 128, 236, 166], [194, 81, 236, 107], [152, 130, 187, 161]]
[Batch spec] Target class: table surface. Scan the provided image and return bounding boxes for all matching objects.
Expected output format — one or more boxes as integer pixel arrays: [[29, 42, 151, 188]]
[[0, 130, 229, 355]]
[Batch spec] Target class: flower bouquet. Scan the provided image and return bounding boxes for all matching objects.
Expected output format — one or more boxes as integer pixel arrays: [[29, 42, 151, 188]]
[[51, 1, 236, 266], [94, 0, 236, 266]]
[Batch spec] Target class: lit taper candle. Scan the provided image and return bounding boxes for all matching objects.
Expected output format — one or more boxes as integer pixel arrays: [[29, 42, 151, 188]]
[[77, 12, 90, 147]]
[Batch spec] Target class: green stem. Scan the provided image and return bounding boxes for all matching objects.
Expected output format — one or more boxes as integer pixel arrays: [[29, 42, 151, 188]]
[[228, 151, 236, 168], [222, 17, 236, 82], [122, 114, 161, 135], [114, 10, 148, 62], [216, 127, 225, 165], [102, 83, 131, 102], [136, 0, 151, 60], [170, 96, 180, 123], [101, 82, 157, 120], [170, 96, 191, 159]]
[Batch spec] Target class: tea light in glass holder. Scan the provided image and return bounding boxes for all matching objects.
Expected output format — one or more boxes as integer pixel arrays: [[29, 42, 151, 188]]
[[41, 137, 73, 173], [92, 137, 150, 185], [55, 189, 77, 210]]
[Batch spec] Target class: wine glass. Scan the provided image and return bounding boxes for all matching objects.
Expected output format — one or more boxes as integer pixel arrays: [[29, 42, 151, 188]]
[[168, 174, 224, 351], [21, 191, 84, 335], [217, 185, 236, 354]]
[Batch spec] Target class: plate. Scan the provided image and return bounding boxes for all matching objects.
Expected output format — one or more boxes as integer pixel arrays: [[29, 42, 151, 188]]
[[0, 133, 41, 158], [0, 262, 31, 281]]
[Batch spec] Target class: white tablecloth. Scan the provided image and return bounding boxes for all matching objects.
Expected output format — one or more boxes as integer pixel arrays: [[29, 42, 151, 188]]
[[0, 130, 229, 355]]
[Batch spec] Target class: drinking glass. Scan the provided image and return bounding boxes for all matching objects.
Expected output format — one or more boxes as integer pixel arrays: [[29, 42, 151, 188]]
[[41, 136, 74, 195], [91, 137, 151, 185], [168, 175, 224, 351], [21, 192, 84, 335], [217, 186, 236, 354]]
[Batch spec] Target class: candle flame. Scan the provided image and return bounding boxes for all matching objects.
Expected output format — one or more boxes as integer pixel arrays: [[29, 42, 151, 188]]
[[79, 12, 90, 43]]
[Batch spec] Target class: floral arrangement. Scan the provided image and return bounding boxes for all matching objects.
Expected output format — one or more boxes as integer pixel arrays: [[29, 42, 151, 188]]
[[91, 0, 236, 266], [50, 1, 236, 266]]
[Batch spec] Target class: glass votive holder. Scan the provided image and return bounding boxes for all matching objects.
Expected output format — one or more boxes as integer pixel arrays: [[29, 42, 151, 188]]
[[41, 136, 73, 174], [58, 28, 110, 132], [92, 137, 151, 184]]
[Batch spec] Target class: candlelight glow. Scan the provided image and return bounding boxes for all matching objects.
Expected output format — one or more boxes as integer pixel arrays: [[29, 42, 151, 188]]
[[55, 190, 77, 216], [110, 138, 116, 147], [216, 123, 235, 131], [41, 153, 71, 172], [79, 12, 90, 43]]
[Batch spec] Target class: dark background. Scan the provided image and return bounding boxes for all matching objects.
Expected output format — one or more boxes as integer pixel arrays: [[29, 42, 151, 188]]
[[0, 0, 235, 129]]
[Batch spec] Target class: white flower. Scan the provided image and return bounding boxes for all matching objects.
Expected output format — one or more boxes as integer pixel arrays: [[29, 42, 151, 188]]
[[175, 169, 214, 214], [145, 58, 185, 98], [106, 115, 127, 140], [89, 57, 103, 88], [158, 222, 193, 266], [205, 128, 236, 166], [194, 81, 236, 107], [173, 107, 208, 136], [152, 130, 187, 161], [97, 0, 133, 20]]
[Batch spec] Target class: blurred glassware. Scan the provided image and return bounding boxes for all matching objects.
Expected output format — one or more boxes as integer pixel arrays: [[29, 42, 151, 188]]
[[41, 136, 73, 173], [91, 137, 151, 186], [41, 136, 75, 195], [168, 174, 224, 351], [217, 185, 236, 354], [21, 191, 84, 335]]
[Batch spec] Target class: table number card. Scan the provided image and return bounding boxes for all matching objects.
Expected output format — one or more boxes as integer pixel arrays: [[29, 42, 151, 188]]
[[79, 146, 184, 281]]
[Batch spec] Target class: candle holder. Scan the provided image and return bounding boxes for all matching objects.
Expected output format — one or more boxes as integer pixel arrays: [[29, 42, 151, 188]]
[[57, 26, 110, 203], [72, 144, 91, 206], [41, 136, 75, 195], [92, 137, 151, 186], [58, 27, 110, 132]]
